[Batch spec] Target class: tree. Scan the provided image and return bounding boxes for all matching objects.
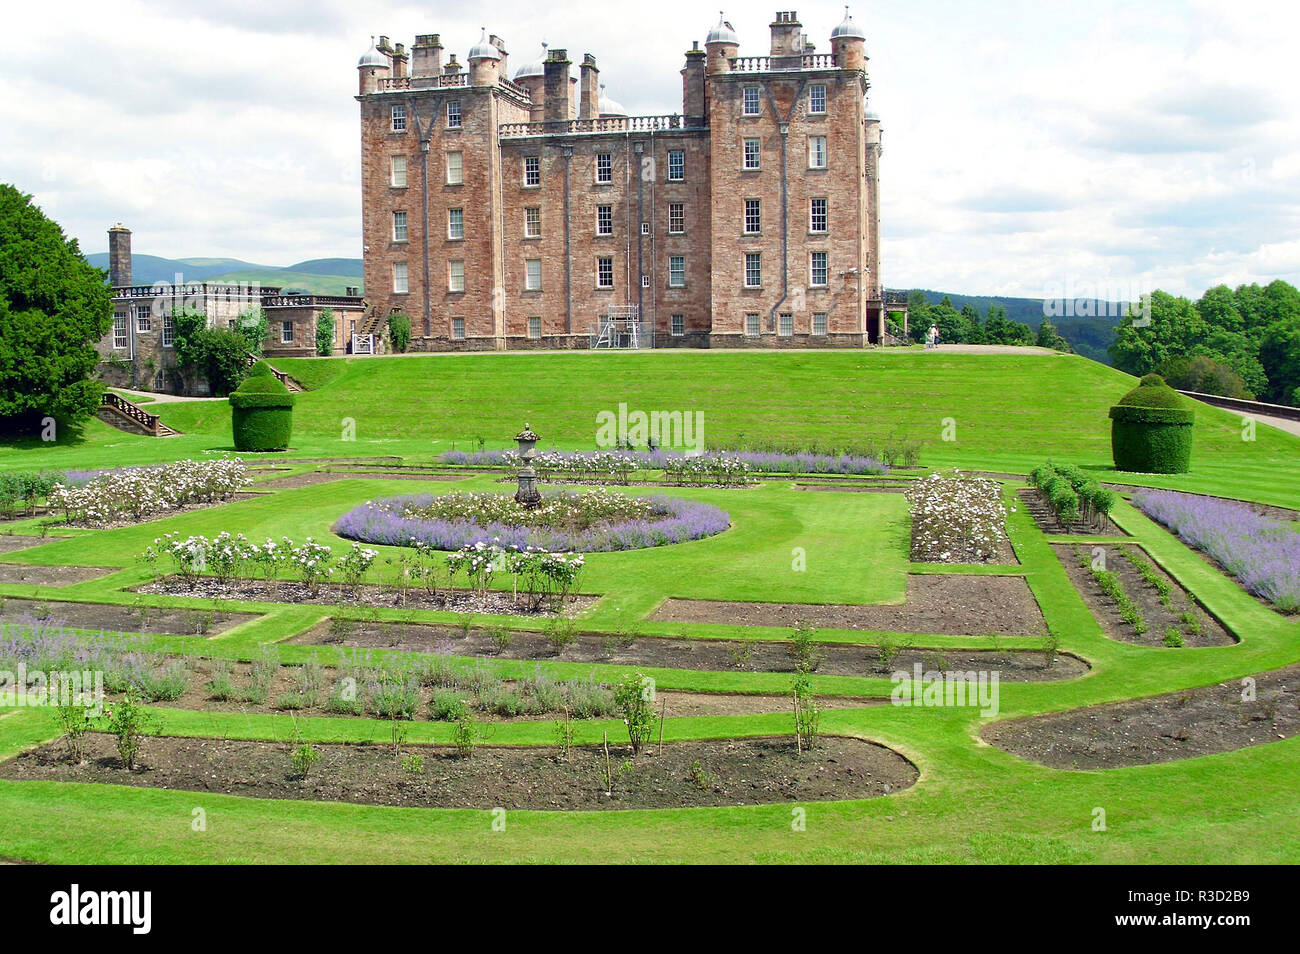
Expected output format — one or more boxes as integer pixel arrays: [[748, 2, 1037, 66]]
[[1259, 319, 1300, 405], [172, 307, 250, 396], [315, 307, 335, 356], [0, 184, 113, 433], [235, 306, 269, 356], [387, 312, 411, 353], [1155, 354, 1253, 399], [1109, 291, 1201, 374], [905, 291, 930, 343], [1036, 317, 1071, 352]]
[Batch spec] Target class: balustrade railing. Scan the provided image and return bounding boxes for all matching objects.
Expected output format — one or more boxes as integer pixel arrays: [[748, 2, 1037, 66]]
[[101, 392, 160, 435]]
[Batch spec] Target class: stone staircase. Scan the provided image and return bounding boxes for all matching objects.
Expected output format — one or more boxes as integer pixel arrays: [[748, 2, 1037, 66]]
[[97, 392, 181, 437], [244, 352, 305, 392]]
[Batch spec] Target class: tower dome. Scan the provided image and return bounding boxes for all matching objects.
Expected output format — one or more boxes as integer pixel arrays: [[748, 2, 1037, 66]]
[[468, 27, 501, 60], [831, 7, 866, 40], [598, 84, 627, 117], [358, 37, 389, 68], [706, 13, 739, 45], [514, 42, 547, 80]]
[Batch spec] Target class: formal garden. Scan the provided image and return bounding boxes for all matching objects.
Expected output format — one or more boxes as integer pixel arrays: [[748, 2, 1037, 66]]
[[2, 294, 1300, 861]]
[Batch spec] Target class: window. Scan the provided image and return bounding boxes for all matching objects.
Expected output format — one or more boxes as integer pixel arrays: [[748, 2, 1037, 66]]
[[596, 257, 614, 289], [133, 303, 151, 332], [641, 222, 650, 235], [523, 156, 540, 186], [812, 312, 827, 335], [524, 207, 541, 238], [809, 135, 827, 169], [596, 204, 613, 236], [446, 100, 461, 128], [392, 210, 408, 242], [525, 258, 542, 291], [391, 155, 407, 187], [446, 152, 462, 185], [745, 313, 761, 337], [810, 251, 828, 287], [668, 203, 684, 234], [669, 256, 685, 287], [641, 276, 651, 288], [527, 316, 541, 339], [667, 150, 684, 181], [596, 153, 612, 183], [281, 320, 294, 344], [809, 84, 826, 114], [393, 262, 409, 293], [671, 314, 685, 337], [810, 197, 828, 233], [743, 138, 760, 170], [112, 313, 128, 349], [779, 313, 793, 336], [744, 253, 762, 288], [451, 317, 465, 340], [744, 198, 761, 234], [161, 315, 176, 347], [448, 260, 465, 292], [390, 104, 406, 132], [448, 208, 464, 240], [743, 86, 761, 115]]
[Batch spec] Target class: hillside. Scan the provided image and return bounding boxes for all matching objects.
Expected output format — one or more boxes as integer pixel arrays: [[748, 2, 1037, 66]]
[[85, 252, 363, 294]]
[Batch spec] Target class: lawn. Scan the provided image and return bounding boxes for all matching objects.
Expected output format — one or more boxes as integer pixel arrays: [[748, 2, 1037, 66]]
[[0, 348, 1297, 864]]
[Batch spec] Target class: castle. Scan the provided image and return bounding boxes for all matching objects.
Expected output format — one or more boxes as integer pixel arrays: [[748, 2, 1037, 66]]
[[357, 10, 907, 350]]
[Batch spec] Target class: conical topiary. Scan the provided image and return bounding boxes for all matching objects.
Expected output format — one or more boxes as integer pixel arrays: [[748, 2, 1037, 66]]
[[1108, 373, 1194, 473], [229, 370, 294, 451]]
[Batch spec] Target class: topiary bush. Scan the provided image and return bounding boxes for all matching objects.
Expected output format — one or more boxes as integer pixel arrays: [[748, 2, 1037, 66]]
[[229, 372, 294, 451], [1109, 373, 1194, 473]]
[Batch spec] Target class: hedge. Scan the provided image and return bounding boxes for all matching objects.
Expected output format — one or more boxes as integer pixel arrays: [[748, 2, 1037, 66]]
[[1109, 374, 1193, 473], [229, 373, 294, 451]]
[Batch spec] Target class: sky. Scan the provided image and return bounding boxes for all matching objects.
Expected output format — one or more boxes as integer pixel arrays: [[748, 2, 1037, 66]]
[[1, 0, 1298, 299]]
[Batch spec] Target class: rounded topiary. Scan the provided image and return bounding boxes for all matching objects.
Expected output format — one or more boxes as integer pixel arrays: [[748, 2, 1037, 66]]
[[246, 360, 277, 380], [1108, 373, 1194, 473], [229, 372, 294, 451]]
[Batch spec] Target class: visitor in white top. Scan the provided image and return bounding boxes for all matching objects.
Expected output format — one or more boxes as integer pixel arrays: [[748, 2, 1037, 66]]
[[928, 324, 939, 349]]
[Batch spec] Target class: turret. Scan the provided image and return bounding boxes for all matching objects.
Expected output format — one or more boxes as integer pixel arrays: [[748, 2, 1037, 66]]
[[357, 36, 391, 95], [514, 42, 548, 121], [704, 13, 739, 74], [830, 7, 867, 71], [468, 28, 501, 86]]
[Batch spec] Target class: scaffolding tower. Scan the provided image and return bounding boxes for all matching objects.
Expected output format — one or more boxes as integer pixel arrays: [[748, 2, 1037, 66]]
[[590, 305, 651, 350]]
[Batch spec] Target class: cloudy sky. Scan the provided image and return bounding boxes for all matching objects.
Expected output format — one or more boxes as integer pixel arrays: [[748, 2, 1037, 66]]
[[2, 0, 1298, 299]]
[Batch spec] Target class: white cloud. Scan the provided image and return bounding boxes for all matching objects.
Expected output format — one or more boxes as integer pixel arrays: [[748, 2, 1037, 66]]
[[1, 0, 1298, 296]]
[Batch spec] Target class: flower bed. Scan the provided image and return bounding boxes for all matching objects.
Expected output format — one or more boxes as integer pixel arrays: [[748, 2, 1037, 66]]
[[336, 489, 730, 552], [1132, 489, 1300, 613], [905, 473, 1011, 563], [438, 447, 887, 482], [47, 458, 251, 527]]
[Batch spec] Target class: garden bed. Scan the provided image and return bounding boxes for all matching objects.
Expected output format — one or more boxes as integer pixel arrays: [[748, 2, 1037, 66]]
[[55, 493, 259, 531], [136, 576, 596, 616], [0, 597, 257, 637], [293, 614, 1078, 678], [1052, 543, 1234, 648], [258, 472, 465, 490], [0, 535, 68, 554], [0, 563, 117, 586], [651, 574, 1047, 637], [1017, 488, 1124, 536], [982, 663, 1300, 768], [0, 734, 917, 810]]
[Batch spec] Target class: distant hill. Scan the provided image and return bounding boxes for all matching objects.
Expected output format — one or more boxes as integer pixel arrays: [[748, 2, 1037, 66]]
[[85, 253, 364, 295], [901, 289, 1124, 365]]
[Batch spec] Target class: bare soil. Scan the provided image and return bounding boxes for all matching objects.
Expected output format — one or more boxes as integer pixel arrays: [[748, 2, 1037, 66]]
[[0, 564, 117, 586], [0, 597, 257, 637], [290, 617, 1085, 680], [652, 574, 1047, 636], [1052, 543, 1235, 648], [1017, 488, 1125, 536], [982, 663, 1300, 768], [136, 575, 594, 617], [0, 733, 917, 810], [0, 535, 69, 554]]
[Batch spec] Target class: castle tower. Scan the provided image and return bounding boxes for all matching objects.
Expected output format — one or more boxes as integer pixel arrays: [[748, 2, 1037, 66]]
[[357, 37, 390, 95], [468, 28, 501, 86], [830, 7, 867, 70], [108, 224, 131, 288], [704, 14, 739, 73]]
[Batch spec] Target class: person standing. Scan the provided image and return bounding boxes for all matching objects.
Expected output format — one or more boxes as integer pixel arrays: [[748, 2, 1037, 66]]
[[928, 324, 939, 349]]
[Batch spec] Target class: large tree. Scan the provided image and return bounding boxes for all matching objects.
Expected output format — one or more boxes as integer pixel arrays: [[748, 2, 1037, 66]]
[[0, 185, 112, 433]]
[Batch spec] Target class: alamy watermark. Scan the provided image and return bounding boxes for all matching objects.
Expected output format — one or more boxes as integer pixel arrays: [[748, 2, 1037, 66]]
[[1041, 278, 1153, 327], [890, 664, 1000, 718], [0, 665, 105, 716], [595, 402, 704, 453]]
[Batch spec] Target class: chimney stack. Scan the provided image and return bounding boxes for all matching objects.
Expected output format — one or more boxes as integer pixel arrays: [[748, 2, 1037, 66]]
[[412, 34, 443, 77], [579, 54, 599, 120], [769, 10, 804, 66], [543, 48, 572, 123], [108, 225, 131, 288], [682, 43, 706, 124]]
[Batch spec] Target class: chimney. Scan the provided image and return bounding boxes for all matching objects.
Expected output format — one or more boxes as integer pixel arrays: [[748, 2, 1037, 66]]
[[579, 54, 599, 120], [391, 42, 408, 78], [108, 225, 131, 288], [412, 34, 443, 77], [490, 34, 508, 79], [543, 48, 571, 123], [444, 53, 462, 75], [682, 43, 706, 124], [769, 10, 804, 66]]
